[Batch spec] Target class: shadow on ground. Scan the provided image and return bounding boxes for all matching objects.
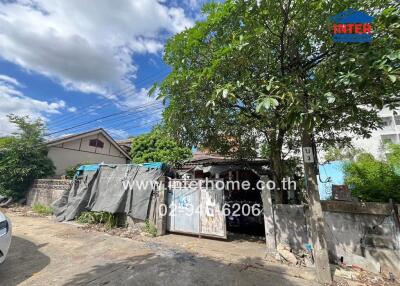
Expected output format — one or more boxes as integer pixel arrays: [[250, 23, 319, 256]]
[[226, 232, 266, 243], [0, 236, 50, 286], [62, 251, 307, 286]]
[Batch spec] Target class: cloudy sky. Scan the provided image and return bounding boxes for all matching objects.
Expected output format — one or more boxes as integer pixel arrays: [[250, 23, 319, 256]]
[[0, 0, 206, 139]]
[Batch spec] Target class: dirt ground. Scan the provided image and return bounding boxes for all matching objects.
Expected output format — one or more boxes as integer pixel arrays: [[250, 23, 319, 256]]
[[0, 211, 397, 286]]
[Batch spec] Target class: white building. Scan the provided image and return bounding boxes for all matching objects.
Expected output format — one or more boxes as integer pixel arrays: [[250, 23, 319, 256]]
[[47, 128, 131, 176], [352, 107, 400, 158]]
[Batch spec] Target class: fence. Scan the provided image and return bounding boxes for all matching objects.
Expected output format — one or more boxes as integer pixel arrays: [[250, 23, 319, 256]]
[[268, 200, 400, 274], [26, 179, 71, 207]]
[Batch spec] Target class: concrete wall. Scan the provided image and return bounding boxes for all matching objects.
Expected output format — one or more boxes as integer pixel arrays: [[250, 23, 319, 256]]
[[323, 211, 399, 273], [272, 202, 400, 274], [273, 205, 310, 248], [27, 179, 72, 207]]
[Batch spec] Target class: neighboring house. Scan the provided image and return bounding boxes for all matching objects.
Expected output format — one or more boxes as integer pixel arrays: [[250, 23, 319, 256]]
[[352, 108, 400, 158], [319, 107, 400, 162], [177, 151, 271, 180], [116, 138, 133, 154], [351, 107, 400, 158], [47, 128, 131, 176]]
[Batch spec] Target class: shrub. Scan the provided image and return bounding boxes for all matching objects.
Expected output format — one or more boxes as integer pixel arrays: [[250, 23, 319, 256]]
[[0, 115, 55, 199], [32, 204, 53, 215], [344, 152, 400, 203], [77, 211, 118, 229], [65, 162, 91, 179], [143, 220, 157, 237], [387, 143, 400, 171]]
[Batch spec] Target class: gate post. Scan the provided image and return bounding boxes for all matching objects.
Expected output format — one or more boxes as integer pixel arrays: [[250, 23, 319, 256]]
[[260, 175, 277, 254], [156, 176, 168, 236]]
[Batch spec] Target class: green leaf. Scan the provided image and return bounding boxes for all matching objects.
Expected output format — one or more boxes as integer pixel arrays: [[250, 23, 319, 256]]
[[256, 97, 279, 113], [222, 89, 228, 98], [149, 84, 158, 98], [388, 75, 397, 83], [325, 92, 335, 103]]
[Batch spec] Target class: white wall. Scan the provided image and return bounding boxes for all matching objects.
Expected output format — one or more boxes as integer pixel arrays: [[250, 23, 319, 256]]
[[351, 107, 400, 159], [48, 134, 128, 176]]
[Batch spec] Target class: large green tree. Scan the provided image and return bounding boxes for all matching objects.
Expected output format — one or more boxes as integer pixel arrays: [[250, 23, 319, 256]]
[[130, 127, 192, 166], [0, 137, 14, 147], [157, 0, 399, 203], [344, 148, 400, 203], [0, 115, 55, 199]]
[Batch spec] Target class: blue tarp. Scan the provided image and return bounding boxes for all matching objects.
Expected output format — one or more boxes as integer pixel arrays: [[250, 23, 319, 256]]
[[77, 164, 100, 172], [142, 162, 165, 170], [76, 162, 165, 176]]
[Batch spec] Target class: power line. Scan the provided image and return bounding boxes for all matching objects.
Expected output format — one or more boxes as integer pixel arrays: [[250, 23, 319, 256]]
[[1, 70, 169, 137], [54, 105, 164, 136], [56, 103, 163, 133], [46, 102, 161, 136], [106, 119, 162, 138], [49, 69, 169, 126]]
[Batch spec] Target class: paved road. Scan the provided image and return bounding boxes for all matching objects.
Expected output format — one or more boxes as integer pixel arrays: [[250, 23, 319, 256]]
[[0, 213, 318, 286]]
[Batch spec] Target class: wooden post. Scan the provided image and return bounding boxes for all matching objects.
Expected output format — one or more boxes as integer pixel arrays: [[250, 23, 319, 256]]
[[260, 175, 277, 254], [156, 176, 167, 236], [301, 129, 332, 284]]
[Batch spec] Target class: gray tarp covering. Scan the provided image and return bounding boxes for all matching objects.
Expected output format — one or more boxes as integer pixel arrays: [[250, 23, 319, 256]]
[[53, 164, 163, 222]]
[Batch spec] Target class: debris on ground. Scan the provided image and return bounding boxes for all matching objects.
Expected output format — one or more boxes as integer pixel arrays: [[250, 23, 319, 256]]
[[5, 205, 152, 239], [338, 252, 381, 274], [4, 204, 51, 217], [269, 243, 398, 286], [334, 265, 398, 286], [0, 195, 14, 208], [276, 243, 298, 264], [77, 222, 148, 239], [239, 262, 262, 272], [274, 243, 314, 267]]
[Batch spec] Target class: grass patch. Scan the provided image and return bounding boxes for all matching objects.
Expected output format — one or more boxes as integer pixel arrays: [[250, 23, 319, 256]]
[[77, 211, 118, 229], [32, 204, 53, 215], [144, 220, 157, 237]]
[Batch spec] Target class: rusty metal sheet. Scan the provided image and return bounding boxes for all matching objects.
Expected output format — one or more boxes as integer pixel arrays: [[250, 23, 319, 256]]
[[200, 188, 226, 238]]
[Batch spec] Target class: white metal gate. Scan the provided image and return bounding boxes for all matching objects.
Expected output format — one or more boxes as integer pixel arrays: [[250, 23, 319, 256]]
[[167, 180, 227, 239]]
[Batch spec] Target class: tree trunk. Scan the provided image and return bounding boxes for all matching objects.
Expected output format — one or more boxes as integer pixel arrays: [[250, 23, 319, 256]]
[[301, 128, 332, 284], [269, 130, 288, 204]]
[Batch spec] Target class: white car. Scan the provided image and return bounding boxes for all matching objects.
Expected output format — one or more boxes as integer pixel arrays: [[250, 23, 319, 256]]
[[0, 211, 11, 264]]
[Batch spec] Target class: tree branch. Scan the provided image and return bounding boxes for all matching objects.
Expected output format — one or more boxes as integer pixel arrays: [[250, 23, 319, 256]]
[[302, 48, 335, 70]]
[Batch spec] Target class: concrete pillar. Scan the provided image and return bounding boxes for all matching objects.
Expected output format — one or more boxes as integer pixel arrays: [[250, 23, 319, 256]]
[[156, 176, 168, 236], [260, 175, 277, 254], [301, 130, 332, 284]]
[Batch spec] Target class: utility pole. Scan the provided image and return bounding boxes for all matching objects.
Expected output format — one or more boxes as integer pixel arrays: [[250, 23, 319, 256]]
[[301, 128, 332, 284]]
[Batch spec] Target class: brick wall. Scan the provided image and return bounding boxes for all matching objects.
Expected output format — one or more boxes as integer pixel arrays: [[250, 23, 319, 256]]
[[26, 179, 71, 207]]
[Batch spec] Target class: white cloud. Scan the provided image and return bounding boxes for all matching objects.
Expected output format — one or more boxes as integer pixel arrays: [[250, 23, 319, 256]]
[[106, 128, 129, 140], [118, 87, 163, 121], [0, 0, 194, 95], [0, 74, 67, 136], [0, 74, 21, 87], [67, 106, 77, 113]]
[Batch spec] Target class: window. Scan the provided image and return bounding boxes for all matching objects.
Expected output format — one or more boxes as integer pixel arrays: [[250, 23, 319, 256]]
[[382, 138, 392, 144], [382, 118, 392, 127], [395, 116, 400, 126], [89, 139, 104, 148]]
